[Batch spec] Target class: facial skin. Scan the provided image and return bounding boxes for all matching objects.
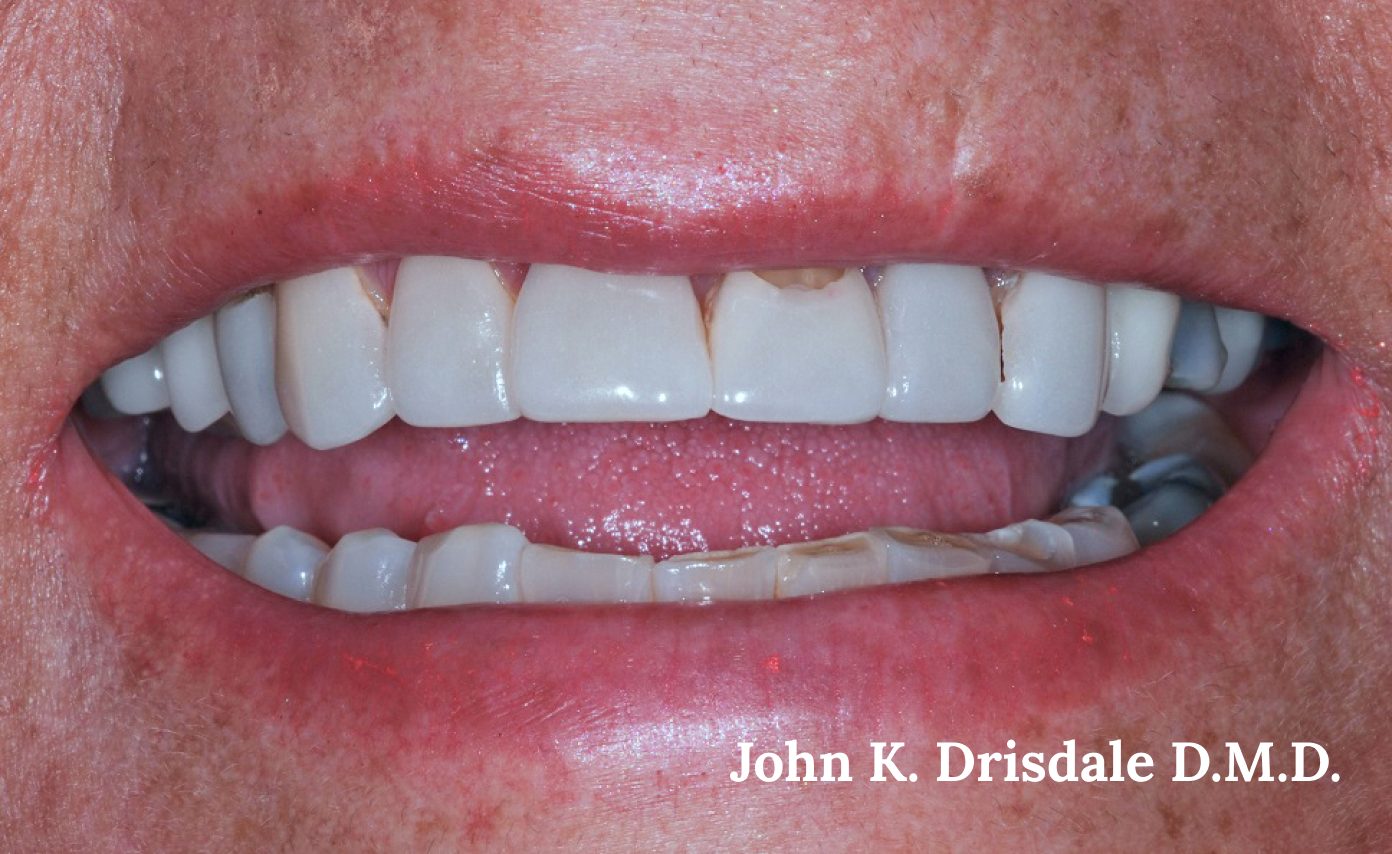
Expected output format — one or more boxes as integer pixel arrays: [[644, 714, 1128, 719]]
[[2, 0, 1391, 850]]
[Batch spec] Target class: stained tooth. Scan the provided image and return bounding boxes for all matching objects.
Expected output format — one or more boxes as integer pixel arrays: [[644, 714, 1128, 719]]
[[1101, 285, 1182, 416], [275, 266, 393, 450], [965, 519, 1077, 573], [993, 273, 1107, 437], [1166, 301, 1227, 391], [511, 265, 711, 421], [1123, 482, 1213, 545], [159, 316, 232, 432], [869, 528, 991, 582], [243, 526, 329, 602], [877, 264, 1000, 422], [215, 291, 289, 445], [710, 269, 886, 423], [1208, 307, 1265, 394], [1118, 393, 1252, 486], [653, 547, 778, 602], [184, 532, 255, 573], [387, 257, 520, 427], [407, 523, 526, 607], [314, 529, 415, 613], [99, 348, 171, 415], [517, 545, 654, 603], [1047, 506, 1139, 565], [775, 533, 889, 597]]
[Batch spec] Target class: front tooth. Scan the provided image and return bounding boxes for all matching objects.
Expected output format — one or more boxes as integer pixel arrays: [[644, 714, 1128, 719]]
[[184, 532, 255, 573], [1208, 307, 1265, 393], [160, 316, 232, 432], [710, 269, 886, 423], [868, 528, 991, 582], [1047, 506, 1139, 565], [1100, 285, 1182, 416], [993, 273, 1107, 437], [877, 264, 1000, 422], [215, 291, 289, 445], [775, 533, 889, 597], [511, 265, 711, 421], [99, 348, 171, 415], [243, 526, 329, 602], [653, 547, 778, 602], [275, 266, 393, 450], [314, 529, 415, 613], [517, 545, 654, 603], [407, 523, 526, 607], [1166, 301, 1227, 391], [387, 257, 520, 427]]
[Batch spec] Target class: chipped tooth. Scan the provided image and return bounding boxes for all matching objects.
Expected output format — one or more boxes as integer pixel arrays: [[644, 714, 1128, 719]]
[[275, 266, 393, 450], [243, 526, 329, 602], [877, 264, 1000, 422], [869, 528, 991, 582], [99, 347, 171, 415], [511, 265, 711, 421], [653, 547, 778, 602], [1123, 482, 1213, 545], [518, 545, 654, 603], [711, 269, 886, 423], [184, 532, 255, 574], [314, 529, 415, 613], [775, 533, 889, 598], [407, 523, 526, 607], [215, 291, 289, 445], [1208, 307, 1265, 393], [387, 257, 520, 427], [160, 316, 232, 432], [1047, 506, 1139, 565], [993, 273, 1107, 437], [1166, 301, 1227, 391], [1101, 285, 1182, 416]]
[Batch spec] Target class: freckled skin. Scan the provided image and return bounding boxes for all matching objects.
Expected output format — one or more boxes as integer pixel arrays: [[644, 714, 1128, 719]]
[[2, 2, 1392, 853]]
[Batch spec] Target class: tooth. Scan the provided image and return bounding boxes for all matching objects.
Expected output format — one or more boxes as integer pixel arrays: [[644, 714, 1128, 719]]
[[775, 533, 889, 597], [275, 266, 393, 450], [877, 264, 999, 422], [1101, 285, 1182, 416], [993, 273, 1107, 437], [710, 269, 886, 423], [243, 526, 329, 602], [1208, 307, 1265, 393], [965, 518, 1077, 573], [406, 523, 526, 607], [511, 265, 711, 421], [184, 532, 255, 573], [314, 529, 415, 613], [99, 348, 171, 415], [653, 547, 778, 602], [1122, 482, 1213, 545], [518, 545, 654, 603], [1126, 453, 1227, 498], [868, 528, 991, 582], [387, 257, 520, 427], [1047, 506, 1139, 564], [1117, 393, 1252, 486], [159, 316, 232, 432], [215, 291, 289, 445], [1065, 473, 1121, 508], [1166, 301, 1227, 391]]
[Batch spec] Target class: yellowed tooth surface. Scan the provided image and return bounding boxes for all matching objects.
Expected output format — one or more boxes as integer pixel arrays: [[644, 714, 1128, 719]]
[[653, 547, 778, 602], [869, 528, 992, 582], [407, 523, 526, 607], [775, 533, 889, 597], [518, 545, 654, 603]]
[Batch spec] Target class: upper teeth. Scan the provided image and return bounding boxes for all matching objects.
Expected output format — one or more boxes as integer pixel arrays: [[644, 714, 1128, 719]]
[[95, 259, 1267, 448]]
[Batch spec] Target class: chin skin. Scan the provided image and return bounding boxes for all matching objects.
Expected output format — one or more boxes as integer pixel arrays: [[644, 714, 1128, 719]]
[[2, 1, 1392, 852]]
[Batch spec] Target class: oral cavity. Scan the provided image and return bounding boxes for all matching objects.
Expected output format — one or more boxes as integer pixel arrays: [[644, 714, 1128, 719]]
[[85, 259, 1288, 610]]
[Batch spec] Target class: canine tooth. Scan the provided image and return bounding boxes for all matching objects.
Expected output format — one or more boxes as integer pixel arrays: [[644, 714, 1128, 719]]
[[387, 257, 520, 427], [711, 269, 886, 423], [868, 528, 991, 582], [1209, 307, 1265, 393], [160, 316, 232, 432], [1118, 393, 1252, 486], [877, 264, 1000, 422], [275, 266, 393, 450], [993, 273, 1107, 437], [184, 532, 255, 573], [511, 265, 711, 421], [1166, 301, 1226, 391], [243, 526, 329, 602], [518, 545, 654, 603], [1101, 285, 1182, 416], [215, 291, 288, 445], [99, 348, 171, 415], [314, 529, 415, 613], [1048, 506, 1139, 565], [775, 533, 889, 597], [407, 523, 526, 607], [1123, 482, 1213, 545], [653, 547, 778, 602]]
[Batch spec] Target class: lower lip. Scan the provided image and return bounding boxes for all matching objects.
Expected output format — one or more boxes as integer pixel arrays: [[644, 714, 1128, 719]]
[[48, 351, 1367, 776]]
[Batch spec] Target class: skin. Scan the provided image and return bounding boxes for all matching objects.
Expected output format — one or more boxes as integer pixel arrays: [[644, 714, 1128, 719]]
[[3, 0, 1392, 851]]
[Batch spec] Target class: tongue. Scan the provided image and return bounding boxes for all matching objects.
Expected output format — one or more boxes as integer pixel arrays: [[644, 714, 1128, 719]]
[[156, 415, 1112, 559]]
